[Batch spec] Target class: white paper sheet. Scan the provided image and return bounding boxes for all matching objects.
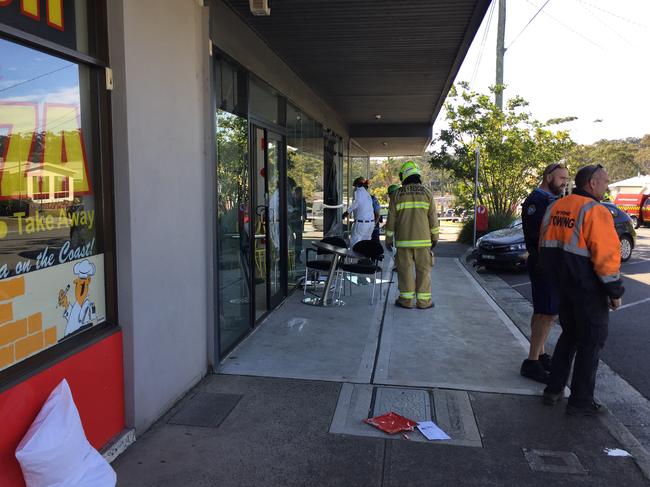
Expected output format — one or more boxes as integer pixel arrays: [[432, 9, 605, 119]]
[[417, 421, 451, 441]]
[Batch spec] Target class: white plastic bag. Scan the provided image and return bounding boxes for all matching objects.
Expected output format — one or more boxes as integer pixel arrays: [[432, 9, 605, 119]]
[[15, 379, 116, 487]]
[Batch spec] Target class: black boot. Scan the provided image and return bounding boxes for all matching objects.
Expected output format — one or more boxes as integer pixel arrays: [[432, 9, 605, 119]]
[[520, 359, 549, 384], [538, 353, 552, 372]]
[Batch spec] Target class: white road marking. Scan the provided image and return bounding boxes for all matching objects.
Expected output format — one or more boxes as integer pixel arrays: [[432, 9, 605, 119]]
[[615, 297, 650, 311], [510, 281, 531, 288]]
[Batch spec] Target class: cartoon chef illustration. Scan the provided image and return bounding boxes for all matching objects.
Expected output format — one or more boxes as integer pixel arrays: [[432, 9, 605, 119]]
[[58, 259, 97, 337]]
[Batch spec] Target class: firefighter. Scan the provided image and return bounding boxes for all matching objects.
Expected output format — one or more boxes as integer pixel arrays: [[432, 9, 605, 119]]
[[385, 161, 439, 309], [342, 177, 375, 247], [540, 164, 624, 416]]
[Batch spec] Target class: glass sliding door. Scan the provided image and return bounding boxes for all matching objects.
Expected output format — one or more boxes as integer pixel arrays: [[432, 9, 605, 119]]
[[251, 125, 287, 320]]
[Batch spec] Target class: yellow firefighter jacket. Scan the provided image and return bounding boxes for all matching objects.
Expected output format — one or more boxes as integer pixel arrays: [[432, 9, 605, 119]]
[[385, 183, 439, 247]]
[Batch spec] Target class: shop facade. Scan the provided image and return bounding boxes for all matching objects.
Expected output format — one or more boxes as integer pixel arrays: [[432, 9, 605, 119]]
[[1, 1, 487, 484]]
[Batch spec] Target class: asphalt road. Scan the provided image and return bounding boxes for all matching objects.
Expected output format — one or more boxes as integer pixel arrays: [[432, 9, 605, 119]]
[[492, 226, 650, 401]]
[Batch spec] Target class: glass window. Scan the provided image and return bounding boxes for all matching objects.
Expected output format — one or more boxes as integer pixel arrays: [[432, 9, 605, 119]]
[[249, 77, 279, 125], [0, 38, 106, 371], [215, 56, 251, 354], [0, 1, 95, 56], [286, 103, 324, 288]]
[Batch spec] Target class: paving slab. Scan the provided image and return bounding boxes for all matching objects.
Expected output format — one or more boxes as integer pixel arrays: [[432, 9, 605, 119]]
[[374, 257, 543, 395], [218, 280, 386, 382]]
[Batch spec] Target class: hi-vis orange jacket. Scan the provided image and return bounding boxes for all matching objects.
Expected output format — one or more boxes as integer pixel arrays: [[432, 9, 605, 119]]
[[539, 188, 624, 299]]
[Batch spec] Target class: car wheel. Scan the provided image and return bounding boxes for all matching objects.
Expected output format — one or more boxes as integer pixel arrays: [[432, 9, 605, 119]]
[[630, 215, 640, 229], [620, 235, 633, 262]]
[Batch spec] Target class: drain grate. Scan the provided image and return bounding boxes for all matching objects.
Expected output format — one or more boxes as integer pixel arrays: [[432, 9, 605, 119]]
[[168, 392, 242, 428], [523, 449, 587, 475], [330, 384, 482, 447]]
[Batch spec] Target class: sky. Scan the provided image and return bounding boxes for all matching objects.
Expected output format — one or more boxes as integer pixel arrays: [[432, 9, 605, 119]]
[[432, 0, 650, 145], [0, 38, 80, 133]]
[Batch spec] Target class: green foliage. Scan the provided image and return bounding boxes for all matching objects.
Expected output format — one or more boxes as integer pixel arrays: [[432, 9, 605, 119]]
[[567, 137, 647, 182], [457, 213, 516, 245], [429, 83, 575, 218], [367, 156, 453, 205]]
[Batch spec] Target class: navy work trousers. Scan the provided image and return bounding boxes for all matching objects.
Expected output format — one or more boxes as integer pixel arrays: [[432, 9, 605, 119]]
[[546, 286, 609, 407]]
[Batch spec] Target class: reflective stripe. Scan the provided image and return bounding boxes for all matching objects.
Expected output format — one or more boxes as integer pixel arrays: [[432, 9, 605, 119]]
[[600, 272, 621, 283], [385, 230, 394, 237], [400, 292, 415, 299], [395, 201, 430, 211], [396, 239, 432, 248], [416, 293, 431, 299], [540, 239, 591, 257], [570, 200, 599, 247], [430, 227, 440, 235]]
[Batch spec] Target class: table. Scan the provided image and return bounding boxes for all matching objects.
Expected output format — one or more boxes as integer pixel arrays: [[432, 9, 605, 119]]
[[301, 241, 362, 307]]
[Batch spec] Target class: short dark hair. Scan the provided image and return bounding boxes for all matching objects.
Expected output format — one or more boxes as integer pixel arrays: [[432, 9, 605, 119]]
[[575, 164, 604, 189], [543, 162, 566, 178]]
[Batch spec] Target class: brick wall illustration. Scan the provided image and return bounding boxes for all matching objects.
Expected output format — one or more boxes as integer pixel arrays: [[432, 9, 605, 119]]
[[0, 276, 58, 370]]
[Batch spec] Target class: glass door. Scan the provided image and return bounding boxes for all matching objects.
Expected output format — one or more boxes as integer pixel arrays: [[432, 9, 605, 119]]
[[252, 126, 287, 320], [215, 109, 252, 355]]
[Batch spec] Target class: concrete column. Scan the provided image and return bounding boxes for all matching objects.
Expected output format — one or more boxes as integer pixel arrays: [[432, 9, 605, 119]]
[[107, 0, 212, 433]]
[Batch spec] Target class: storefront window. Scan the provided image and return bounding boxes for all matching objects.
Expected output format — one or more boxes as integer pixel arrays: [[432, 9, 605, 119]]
[[0, 38, 106, 372], [286, 103, 324, 287], [215, 57, 251, 354]]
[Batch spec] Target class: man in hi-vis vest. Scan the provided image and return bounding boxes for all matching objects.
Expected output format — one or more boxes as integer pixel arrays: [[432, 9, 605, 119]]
[[540, 164, 624, 416], [385, 161, 439, 309]]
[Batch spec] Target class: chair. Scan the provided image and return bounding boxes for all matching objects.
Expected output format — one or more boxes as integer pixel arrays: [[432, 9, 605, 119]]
[[339, 240, 384, 304], [303, 236, 347, 296]]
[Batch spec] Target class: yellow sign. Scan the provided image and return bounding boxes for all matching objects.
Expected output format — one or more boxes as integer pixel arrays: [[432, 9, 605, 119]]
[[0, 0, 64, 31], [0, 102, 92, 200]]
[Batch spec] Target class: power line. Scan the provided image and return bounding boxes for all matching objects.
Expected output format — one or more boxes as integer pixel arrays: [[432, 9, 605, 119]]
[[575, 0, 649, 30], [524, 0, 603, 49], [0, 64, 75, 94], [574, 0, 634, 47], [470, 0, 497, 87], [506, 0, 551, 50]]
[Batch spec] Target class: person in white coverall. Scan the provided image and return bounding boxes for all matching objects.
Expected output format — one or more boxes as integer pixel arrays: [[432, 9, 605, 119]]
[[342, 177, 375, 247]]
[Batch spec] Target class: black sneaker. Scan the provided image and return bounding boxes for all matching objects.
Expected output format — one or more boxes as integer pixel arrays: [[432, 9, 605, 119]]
[[542, 389, 563, 406], [566, 401, 604, 417], [520, 359, 550, 384], [539, 353, 552, 372]]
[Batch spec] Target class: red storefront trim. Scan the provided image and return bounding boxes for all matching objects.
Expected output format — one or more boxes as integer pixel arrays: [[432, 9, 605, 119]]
[[0, 331, 124, 486]]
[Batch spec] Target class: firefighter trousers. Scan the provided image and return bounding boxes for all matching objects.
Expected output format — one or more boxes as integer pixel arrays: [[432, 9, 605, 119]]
[[395, 247, 433, 308], [546, 286, 609, 408]]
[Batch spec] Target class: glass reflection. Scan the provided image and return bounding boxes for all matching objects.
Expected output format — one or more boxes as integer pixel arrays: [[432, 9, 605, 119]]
[[216, 109, 252, 354], [287, 105, 325, 288], [0, 39, 99, 280]]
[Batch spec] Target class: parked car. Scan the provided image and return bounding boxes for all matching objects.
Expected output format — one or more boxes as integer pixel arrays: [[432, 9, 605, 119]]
[[438, 208, 462, 222], [604, 202, 636, 262], [473, 219, 528, 270], [473, 202, 636, 270]]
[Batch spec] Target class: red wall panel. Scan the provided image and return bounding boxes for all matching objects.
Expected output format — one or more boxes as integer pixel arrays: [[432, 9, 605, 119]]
[[0, 331, 124, 487]]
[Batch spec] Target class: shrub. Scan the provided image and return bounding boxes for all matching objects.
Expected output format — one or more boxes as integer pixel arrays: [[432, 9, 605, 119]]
[[457, 213, 516, 245]]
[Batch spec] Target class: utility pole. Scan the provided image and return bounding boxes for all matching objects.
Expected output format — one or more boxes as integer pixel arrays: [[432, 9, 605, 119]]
[[495, 0, 506, 109]]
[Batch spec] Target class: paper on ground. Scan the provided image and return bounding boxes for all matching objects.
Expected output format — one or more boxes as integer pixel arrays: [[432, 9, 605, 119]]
[[417, 421, 450, 441], [604, 448, 632, 457]]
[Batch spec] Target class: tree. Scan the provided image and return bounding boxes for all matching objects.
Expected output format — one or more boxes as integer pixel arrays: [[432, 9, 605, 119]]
[[567, 137, 643, 182], [428, 83, 574, 217], [634, 134, 650, 175]]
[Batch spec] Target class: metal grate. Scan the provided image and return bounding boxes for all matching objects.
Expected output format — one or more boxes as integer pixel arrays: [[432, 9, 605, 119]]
[[167, 392, 242, 428]]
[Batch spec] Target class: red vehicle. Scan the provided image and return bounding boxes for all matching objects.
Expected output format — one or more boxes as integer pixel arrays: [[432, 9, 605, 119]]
[[614, 193, 650, 228]]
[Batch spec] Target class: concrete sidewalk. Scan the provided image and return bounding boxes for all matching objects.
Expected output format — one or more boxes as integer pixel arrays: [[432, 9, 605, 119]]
[[112, 242, 650, 486]]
